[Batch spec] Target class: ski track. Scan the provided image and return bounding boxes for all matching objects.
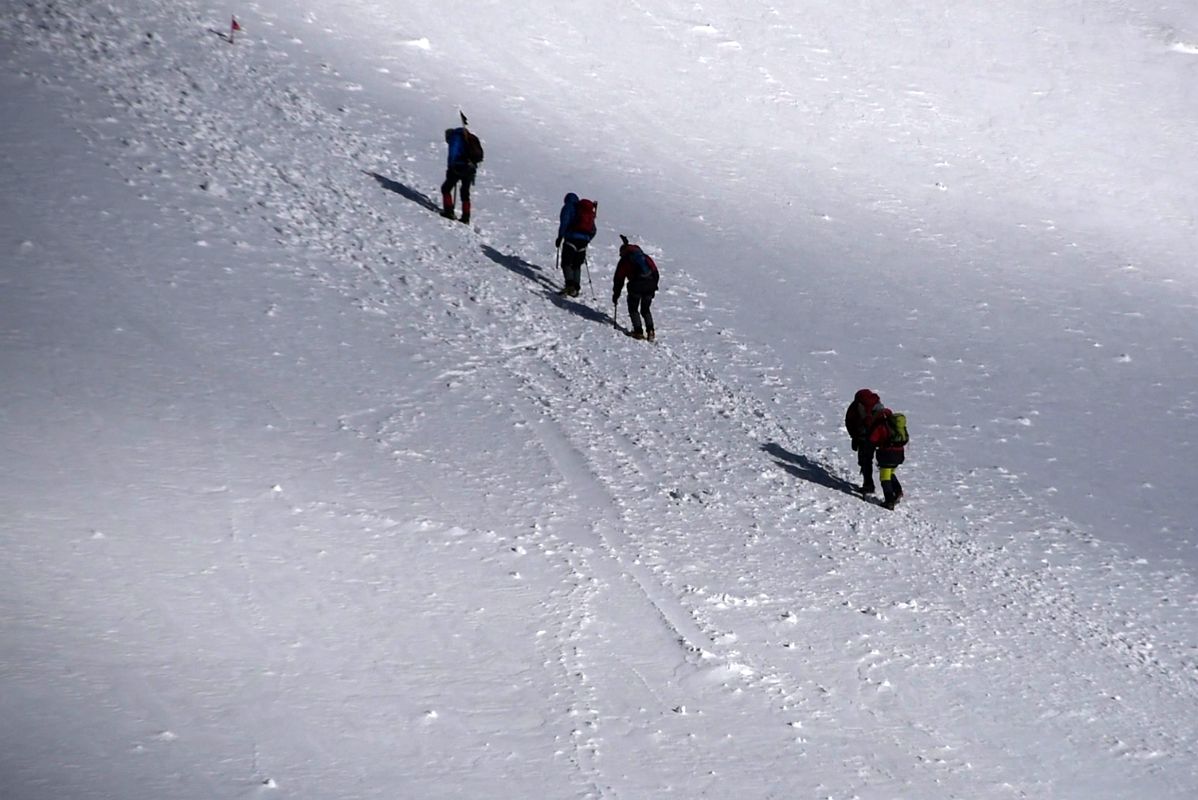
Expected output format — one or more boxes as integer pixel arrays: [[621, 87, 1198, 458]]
[[5, 2, 1198, 798]]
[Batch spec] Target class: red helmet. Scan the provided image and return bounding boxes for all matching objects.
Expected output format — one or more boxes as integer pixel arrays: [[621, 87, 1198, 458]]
[[854, 388, 879, 407]]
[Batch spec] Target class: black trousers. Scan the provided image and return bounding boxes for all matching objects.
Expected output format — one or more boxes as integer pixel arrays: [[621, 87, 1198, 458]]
[[857, 443, 875, 486], [561, 241, 586, 290], [627, 292, 654, 333], [440, 164, 475, 203]]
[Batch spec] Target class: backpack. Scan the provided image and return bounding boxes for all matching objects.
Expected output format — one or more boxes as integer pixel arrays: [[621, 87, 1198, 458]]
[[569, 199, 597, 240], [629, 248, 654, 279], [887, 412, 910, 446], [463, 130, 484, 163]]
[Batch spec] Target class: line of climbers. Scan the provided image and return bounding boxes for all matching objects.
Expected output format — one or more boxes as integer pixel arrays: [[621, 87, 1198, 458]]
[[440, 118, 911, 506], [439, 118, 660, 341]]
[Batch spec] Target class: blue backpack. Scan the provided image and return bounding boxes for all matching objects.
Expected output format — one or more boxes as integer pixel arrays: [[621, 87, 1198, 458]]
[[630, 248, 654, 279], [445, 127, 484, 165]]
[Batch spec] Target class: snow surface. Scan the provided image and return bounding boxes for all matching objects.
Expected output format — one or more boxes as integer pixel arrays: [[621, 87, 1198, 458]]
[[2, 0, 1197, 797]]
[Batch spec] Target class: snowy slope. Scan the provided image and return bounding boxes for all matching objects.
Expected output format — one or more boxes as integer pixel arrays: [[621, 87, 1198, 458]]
[[2, 1, 1196, 798], [286, 0, 1198, 556]]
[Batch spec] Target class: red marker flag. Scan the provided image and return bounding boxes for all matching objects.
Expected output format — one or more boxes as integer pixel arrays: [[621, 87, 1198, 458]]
[[230, 16, 241, 43]]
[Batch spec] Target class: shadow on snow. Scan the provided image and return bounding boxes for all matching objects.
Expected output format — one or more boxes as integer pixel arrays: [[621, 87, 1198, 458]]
[[364, 170, 440, 213], [480, 243, 554, 288], [762, 442, 859, 496], [480, 245, 618, 329], [363, 169, 623, 334]]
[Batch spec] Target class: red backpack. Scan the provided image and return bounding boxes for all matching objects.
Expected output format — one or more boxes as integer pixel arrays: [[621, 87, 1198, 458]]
[[463, 130, 484, 163], [570, 199, 597, 240]]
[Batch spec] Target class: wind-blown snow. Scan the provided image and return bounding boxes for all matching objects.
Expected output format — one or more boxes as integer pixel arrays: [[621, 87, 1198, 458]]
[[1, 1, 1196, 798]]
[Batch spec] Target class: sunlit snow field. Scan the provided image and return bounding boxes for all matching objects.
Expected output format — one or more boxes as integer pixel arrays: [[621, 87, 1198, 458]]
[[2, 1, 1196, 797]]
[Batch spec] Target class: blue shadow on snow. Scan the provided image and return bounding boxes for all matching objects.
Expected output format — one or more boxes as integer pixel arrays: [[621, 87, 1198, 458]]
[[762, 442, 859, 496], [363, 170, 440, 213], [480, 245, 616, 329]]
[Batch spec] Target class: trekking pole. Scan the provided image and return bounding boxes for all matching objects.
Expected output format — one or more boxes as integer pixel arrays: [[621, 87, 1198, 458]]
[[612, 298, 619, 329], [554, 242, 564, 294], [583, 252, 595, 300]]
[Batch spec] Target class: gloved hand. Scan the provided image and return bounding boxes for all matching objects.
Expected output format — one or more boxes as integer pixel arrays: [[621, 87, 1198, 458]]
[[612, 293, 620, 305], [555, 236, 562, 248]]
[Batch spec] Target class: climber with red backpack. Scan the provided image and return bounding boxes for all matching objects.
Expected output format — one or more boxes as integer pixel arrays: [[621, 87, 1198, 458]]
[[440, 112, 484, 223], [845, 388, 882, 495], [555, 193, 597, 297], [612, 235, 660, 341]]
